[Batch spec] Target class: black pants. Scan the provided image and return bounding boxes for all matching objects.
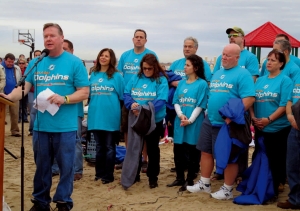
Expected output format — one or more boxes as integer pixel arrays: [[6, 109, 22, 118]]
[[254, 126, 291, 195], [174, 143, 200, 181], [92, 130, 119, 182], [137, 121, 163, 182], [165, 107, 176, 137]]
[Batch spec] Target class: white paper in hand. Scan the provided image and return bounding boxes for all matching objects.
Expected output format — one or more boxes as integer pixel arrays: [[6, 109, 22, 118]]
[[33, 88, 59, 116]]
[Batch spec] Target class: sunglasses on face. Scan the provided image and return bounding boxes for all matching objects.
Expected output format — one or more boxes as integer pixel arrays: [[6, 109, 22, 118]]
[[19, 63, 25, 64], [143, 67, 154, 71], [228, 34, 240, 38]]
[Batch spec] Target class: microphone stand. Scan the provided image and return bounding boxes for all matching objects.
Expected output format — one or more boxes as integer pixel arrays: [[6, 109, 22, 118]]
[[16, 58, 42, 211]]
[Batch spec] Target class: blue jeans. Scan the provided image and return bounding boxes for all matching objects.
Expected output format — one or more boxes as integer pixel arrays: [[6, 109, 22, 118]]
[[52, 117, 83, 174], [28, 92, 37, 133], [287, 128, 300, 206], [32, 131, 76, 209], [92, 130, 118, 182]]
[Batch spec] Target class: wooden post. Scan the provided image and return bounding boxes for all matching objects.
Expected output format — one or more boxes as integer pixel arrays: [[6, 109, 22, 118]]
[[0, 97, 14, 211]]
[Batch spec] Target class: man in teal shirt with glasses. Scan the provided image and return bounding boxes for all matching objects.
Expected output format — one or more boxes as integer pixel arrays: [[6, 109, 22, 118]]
[[213, 26, 259, 82]]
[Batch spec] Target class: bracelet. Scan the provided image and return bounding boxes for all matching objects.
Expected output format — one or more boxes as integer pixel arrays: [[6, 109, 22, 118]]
[[64, 96, 70, 104], [267, 116, 273, 123]]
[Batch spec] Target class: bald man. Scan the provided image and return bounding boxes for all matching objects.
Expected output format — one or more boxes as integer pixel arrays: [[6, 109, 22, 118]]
[[187, 44, 255, 200]]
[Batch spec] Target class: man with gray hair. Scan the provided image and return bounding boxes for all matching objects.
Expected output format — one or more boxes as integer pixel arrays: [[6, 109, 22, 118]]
[[261, 39, 300, 81], [260, 34, 300, 76], [170, 37, 212, 82]]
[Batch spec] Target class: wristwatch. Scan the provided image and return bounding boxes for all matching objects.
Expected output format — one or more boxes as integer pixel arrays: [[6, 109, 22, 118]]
[[267, 116, 273, 124]]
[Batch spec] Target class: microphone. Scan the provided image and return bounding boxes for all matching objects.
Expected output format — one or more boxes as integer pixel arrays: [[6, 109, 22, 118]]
[[36, 49, 50, 62], [15, 49, 50, 88]]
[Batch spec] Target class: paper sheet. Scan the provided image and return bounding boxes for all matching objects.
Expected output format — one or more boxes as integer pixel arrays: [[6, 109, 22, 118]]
[[33, 88, 59, 116]]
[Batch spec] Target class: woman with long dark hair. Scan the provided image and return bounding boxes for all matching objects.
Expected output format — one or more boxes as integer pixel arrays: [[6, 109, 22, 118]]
[[88, 48, 125, 184], [167, 54, 208, 191], [123, 53, 168, 188]]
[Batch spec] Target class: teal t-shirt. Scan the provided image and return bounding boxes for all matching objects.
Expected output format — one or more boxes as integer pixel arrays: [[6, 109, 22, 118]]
[[172, 78, 208, 145], [289, 74, 300, 105], [124, 74, 168, 123], [208, 66, 255, 125], [88, 71, 124, 131], [117, 48, 157, 85], [25, 51, 89, 132], [169, 57, 212, 81], [213, 49, 259, 76], [254, 74, 292, 132], [291, 55, 300, 68], [260, 59, 300, 81]]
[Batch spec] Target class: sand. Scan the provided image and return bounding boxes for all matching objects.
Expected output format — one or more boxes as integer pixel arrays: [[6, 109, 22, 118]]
[[3, 117, 288, 211]]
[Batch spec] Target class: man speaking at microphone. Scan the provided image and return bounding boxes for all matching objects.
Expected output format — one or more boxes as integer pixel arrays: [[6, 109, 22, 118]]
[[0, 23, 89, 211]]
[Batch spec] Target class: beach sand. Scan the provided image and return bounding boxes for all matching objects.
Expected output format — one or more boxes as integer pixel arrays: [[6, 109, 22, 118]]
[[3, 116, 288, 211]]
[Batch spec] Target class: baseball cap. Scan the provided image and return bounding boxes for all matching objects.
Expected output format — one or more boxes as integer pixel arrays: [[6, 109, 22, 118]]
[[226, 27, 245, 36]]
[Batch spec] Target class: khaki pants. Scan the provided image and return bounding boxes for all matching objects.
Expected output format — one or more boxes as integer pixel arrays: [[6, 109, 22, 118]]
[[6, 102, 20, 135]]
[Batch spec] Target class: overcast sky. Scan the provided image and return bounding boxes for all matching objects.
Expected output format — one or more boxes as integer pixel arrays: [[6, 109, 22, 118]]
[[0, 0, 300, 63]]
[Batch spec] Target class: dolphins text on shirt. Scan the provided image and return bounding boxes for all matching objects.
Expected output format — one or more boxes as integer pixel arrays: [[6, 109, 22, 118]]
[[174, 70, 186, 77], [210, 81, 234, 89], [255, 90, 278, 98], [179, 97, 196, 104], [91, 84, 114, 92], [123, 63, 140, 74], [34, 73, 69, 82], [131, 89, 156, 97]]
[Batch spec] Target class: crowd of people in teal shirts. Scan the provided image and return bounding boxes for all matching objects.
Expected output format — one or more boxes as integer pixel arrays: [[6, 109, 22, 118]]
[[86, 27, 300, 209]]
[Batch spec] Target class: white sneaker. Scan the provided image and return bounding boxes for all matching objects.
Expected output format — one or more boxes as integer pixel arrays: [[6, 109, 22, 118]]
[[211, 186, 233, 200], [186, 180, 211, 193]]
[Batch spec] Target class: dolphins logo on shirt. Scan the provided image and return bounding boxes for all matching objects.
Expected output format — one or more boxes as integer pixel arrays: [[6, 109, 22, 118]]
[[134, 59, 138, 63], [98, 78, 103, 83], [220, 75, 225, 79], [183, 89, 188, 93], [48, 65, 55, 71], [264, 85, 269, 89], [142, 84, 147, 89]]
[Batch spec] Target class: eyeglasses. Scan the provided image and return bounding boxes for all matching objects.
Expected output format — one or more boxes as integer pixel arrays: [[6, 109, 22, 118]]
[[228, 34, 240, 38], [19, 63, 25, 64], [143, 67, 154, 71]]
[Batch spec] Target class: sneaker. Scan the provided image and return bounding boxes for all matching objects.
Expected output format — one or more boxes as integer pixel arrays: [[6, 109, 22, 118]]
[[186, 180, 211, 193], [211, 186, 233, 200]]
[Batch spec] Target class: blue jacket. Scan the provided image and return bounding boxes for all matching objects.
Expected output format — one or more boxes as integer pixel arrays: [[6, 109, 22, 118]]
[[214, 98, 248, 175], [233, 137, 274, 205], [165, 70, 181, 109]]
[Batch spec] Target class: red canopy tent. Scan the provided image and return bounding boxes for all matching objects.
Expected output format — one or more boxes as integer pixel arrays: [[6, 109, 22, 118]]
[[244, 21, 300, 63]]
